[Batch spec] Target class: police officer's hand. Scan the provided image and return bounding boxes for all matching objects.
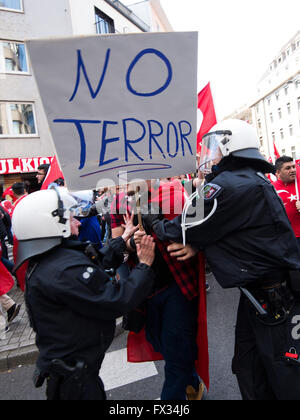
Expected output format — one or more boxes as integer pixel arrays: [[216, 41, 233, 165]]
[[137, 235, 155, 267], [167, 243, 198, 261], [296, 201, 300, 213], [121, 212, 139, 243]]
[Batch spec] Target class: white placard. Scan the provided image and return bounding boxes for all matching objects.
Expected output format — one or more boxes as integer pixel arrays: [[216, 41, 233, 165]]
[[27, 32, 198, 191]]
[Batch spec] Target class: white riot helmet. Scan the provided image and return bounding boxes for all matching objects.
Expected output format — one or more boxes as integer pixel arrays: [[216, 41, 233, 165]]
[[199, 119, 265, 174], [12, 186, 77, 270]]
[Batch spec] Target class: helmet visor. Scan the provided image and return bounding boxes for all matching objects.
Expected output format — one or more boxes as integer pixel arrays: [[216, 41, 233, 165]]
[[199, 130, 232, 174], [69, 190, 94, 218]]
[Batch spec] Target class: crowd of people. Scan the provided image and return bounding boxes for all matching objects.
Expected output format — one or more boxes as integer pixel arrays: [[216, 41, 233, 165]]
[[1, 119, 300, 401]]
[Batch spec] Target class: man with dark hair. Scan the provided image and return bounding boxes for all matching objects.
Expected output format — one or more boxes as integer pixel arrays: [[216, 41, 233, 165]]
[[12, 182, 26, 198], [11, 182, 28, 214], [36, 164, 50, 187], [274, 156, 300, 248]]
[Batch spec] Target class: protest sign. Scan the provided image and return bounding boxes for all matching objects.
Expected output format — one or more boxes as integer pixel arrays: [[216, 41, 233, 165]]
[[27, 32, 198, 191]]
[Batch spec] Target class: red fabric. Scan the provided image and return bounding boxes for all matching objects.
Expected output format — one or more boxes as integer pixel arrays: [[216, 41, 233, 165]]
[[197, 83, 217, 156], [273, 141, 281, 160], [127, 329, 164, 363], [2, 186, 16, 203], [266, 173, 277, 184], [0, 243, 14, 296], [41, 156, 64, 190], [12, 236, 27, 292], [110, 192, 128, 228], [0, 200, 13, 216], [273, 179, 300, 237], [195, 253, 209, 390]]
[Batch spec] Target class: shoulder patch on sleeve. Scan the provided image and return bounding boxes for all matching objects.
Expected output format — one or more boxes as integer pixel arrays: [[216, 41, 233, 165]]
[[202, 183, 223, 200], [77, 266, 106, 293]]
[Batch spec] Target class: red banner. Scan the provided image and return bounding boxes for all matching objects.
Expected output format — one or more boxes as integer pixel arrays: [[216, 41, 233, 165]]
[[0, 157, 53, 175], [197, 83, 217, 156], [41, 156, 64, 190]]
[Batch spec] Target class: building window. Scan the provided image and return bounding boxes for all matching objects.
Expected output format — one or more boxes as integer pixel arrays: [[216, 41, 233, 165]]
[[280, 128, 284, 140], [287, 103, 291, 115], [0, 0, 23, 11], [270, 113, 273, 123], [0, 103, 37, 137], [0, 41, 28, 73], [291, 146, 296, 159], [95, 8, 115, 34], [278, 108, 282, 119], [289, 124, 293, 136]]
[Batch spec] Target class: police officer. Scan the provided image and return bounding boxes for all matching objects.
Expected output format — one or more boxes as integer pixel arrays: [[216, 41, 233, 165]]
[[12, 187, 155, 400], [146, 119, 300, 400]]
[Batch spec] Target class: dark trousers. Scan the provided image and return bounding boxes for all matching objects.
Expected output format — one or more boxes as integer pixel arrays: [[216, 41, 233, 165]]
[[46, 373, 106, 400], [145, 283, 199, 400], [232, 292, 300, 400]]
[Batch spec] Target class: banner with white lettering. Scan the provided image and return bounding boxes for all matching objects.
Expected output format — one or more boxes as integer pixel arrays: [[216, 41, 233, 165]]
[[0, 157, 52, 175], [27, 32, 198, 191]]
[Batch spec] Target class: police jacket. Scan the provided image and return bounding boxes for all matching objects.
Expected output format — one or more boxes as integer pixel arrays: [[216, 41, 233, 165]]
[[153, 158, 300, 289], [25, 236, 155, 374]]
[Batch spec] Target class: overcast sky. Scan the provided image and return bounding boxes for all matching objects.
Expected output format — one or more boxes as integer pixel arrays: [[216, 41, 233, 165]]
[[159, 0, 300, 118]]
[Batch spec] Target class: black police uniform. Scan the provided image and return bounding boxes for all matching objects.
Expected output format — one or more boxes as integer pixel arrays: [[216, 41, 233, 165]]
[[25, 236, 155, 400], [151, 158, 300, 400]]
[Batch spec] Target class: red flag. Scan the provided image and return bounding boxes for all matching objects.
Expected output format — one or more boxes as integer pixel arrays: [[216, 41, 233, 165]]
[[266, 173, 277, 184], [0, 243, 14, 295], [296, 159, 300, 200], [273, 141, 280, 160], [197, 83, 217, 156], [41, 156, 64, 190]]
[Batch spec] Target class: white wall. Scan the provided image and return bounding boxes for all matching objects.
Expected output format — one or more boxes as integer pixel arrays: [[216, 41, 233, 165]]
[[68, 0, 143, 35]]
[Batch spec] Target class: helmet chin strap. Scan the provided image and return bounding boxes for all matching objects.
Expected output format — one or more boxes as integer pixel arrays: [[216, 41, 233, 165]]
[[181, 191, 218, 246], [50, 184, 67, 225]]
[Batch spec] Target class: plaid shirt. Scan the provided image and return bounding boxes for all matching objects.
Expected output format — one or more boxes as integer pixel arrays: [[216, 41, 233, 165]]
[[110, 186, 199, 301]]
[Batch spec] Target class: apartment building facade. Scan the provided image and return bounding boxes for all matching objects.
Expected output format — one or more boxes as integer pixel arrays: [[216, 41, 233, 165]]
[[0, 0, 172, 194], [251, 31, 300, 161]]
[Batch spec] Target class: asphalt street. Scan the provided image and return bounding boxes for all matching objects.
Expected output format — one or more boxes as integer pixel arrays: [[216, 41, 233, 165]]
[[0, 275, 241, 401]]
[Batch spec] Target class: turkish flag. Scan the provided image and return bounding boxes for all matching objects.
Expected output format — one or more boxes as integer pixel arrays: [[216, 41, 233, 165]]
[[197, 83, 217, 156], [273, 141, 281, 160], [41, 156, 64, 190], [296, 159, 300, 200]]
